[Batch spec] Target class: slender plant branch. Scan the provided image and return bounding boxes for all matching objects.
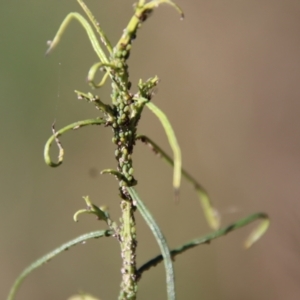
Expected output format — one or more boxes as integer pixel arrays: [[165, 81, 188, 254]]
[[137, 213, 269, 279]]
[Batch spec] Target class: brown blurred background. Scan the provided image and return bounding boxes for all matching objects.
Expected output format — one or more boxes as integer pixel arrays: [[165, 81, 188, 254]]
[[1, 0, 300, 299]]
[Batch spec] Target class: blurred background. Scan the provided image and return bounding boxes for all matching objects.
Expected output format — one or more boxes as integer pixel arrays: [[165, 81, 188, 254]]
[[1, 0, 300, 299]]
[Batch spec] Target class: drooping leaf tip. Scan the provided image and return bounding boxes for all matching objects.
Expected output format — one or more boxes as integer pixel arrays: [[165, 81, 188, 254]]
[[244, 216, 270, 248], [45, 41, 54, 56]]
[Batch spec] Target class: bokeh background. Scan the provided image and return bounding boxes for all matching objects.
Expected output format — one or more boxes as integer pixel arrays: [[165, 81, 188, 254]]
[[1, 0, 300, 299]]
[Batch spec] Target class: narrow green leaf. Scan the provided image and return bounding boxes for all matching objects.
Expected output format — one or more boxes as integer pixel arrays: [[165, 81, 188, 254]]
[[244, 217, 270, 248], [137, 212, 269, 277], [44, 119, 104, 167], [46, 12, 108, 63], [126, 187, 176, 300], [146, 102, 182, 194], [143, 0, 184, 20], [77, 0, 113, 54], [196, 189, 220, 230], [7, 230, 113, 300], [136, 135, 220, 229], [73, 196, 109, 222], [87, 62, 112, 89]]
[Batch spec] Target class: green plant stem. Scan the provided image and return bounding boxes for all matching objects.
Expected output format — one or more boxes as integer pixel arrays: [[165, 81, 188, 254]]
[[118, 199, 138, 300], [137, 212, 268, 278], [7, 230, 113, 300]]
